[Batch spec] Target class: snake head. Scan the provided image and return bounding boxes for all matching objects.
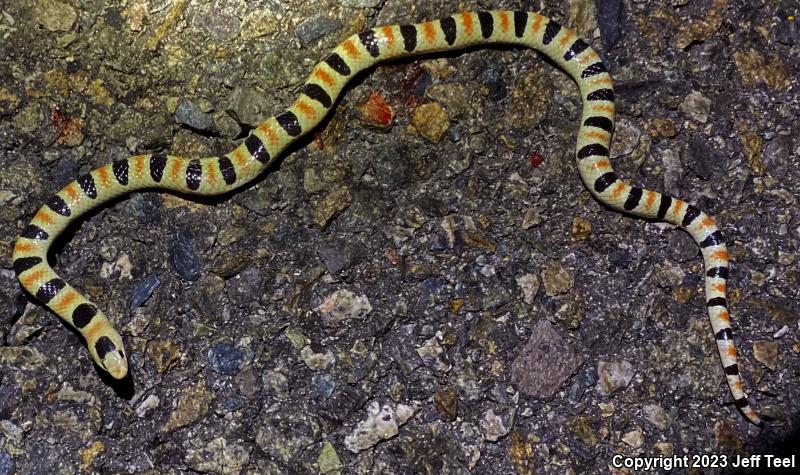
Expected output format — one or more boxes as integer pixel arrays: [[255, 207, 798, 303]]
[[90, 329, 129, 379]]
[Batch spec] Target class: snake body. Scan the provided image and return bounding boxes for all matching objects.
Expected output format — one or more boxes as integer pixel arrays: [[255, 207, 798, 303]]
[[12, 11, 762, 426]]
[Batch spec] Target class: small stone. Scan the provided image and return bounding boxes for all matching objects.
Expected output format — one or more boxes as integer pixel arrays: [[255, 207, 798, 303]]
[[300, 346, 335, 371], [674, 0, 726, 49], [571, 217, 592, 241], [0, 346, 46, 370], [555, 293, 585, 329], [208, 343, 245, 375], [79, 440, 105, 471], [0, 87, 22, 115], [679, 91, 712, 123], [541, 260, 573, 296], [416, 336, 451, 372], [516, 273, 539, 305], [522, 207, 541, 229], [0, 451, 13, 475], [410, 102, 450, 143], [714, 420, 743, 451], [318, 239, 357, 275], [654, 442, 674, 456], [596, 360, 635, 396], [595, 0, 623, 50], [304, 167, 324, 194], [734, 48, 791, 92], [184, 437, 250, 473], [161, 379, 214, 432], [566, 415, 599, 446], [647, 117, 678, 138], [355, 91, 394, 130], [621, 425, 644, 448], [312, 185, 352, 228], [174, 99, 216, 133], [296, 15, 342, 46], [740, 130, 765, 176], [753, 340, 779, 371], [148, 339, 181, 373], [642, 404, 672, 431], [434, 387, 458, 421], [480, 409, 511, 442], [225, 87, 273, 127], [240, 9, 280, 39], [0, 420, 23, 444], [315, 289, 372, 324], [610, 118, 641, 158], [169, 227, 202, 281], [130, 273, 160, 310], [344, 402, 414, 453], [316, 441, 344, 474], [511, 320, 583, 399], [263, 370, 290, 399], [135, 394, 160, 418], [34, 0, 77, 32]]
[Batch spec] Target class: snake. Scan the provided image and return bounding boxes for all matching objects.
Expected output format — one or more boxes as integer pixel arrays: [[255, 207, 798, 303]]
[[11, 10, 762, 427]]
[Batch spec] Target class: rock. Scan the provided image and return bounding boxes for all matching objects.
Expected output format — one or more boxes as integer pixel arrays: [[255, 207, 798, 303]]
[[315, 289, 373, 324], [596, 360, 635, 396], [255, 413, 321, 462], [480, 409, 512, 442], [161, 379, 214, 432], [355, 91, 394, 130], [416, 336, 451, 372], [511, 320, 583, 399], [571, 217, 592, 241], [240, 10, 280, 39], [318, 239, 358, 275], [621, 426, 644, 448], [595, 0, 624, 50], [434, 387, 459, 421], [208, 343, 245, 375], [34, 0, 76, 32], [79, 440, 105, 471], [516, 273, 539, 304], [541, 260, 573, 296], [316, 441, 344, 474], [300, 346, 335, 371], [135, 394, 160, 418], [148, 339, 181, 373], [679, 91, 712, 123], [169, 227, 202, 281], [344, 401, 414, 453], [410, 102, 449, 142], [733, 48, 791, 92], [225, 87, 272, 127], [714, 420, 743, 452], [296, 15, 342, 46], [753, 340, 779, 370], [0, 346, 47, 371], [174, 99, 216, 133], [184, 437, 250, 473], [642, 404, 671, 431], [130, 273, 160, 310], [0, 451, 13, 475], [312, 185, 352, 228]]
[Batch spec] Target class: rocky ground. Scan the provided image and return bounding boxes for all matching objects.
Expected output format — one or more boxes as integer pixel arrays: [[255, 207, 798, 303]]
[[1, 0, 798, 473]]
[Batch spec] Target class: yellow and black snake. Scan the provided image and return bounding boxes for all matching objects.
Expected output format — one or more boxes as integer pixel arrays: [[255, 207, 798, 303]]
[[11, 10, 762, 427]]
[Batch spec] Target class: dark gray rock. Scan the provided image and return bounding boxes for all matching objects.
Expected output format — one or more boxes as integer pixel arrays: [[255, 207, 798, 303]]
[[130, 273, 160, 310], [208, 343, 244, 375], [169, 227, 202, 281], [596, 0, 624, 51], [175, 99, 216, 133], [511, 319, 583, 400]]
